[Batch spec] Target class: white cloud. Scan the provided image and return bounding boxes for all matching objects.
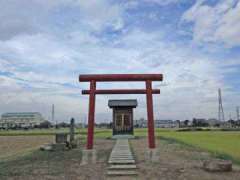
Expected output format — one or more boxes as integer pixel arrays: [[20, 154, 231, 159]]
[[73, 0, 124, 31], [1, 27, 239, 121], [0, 0, 239, 122], [182, 0, 240, 47], [143, 0, 182, 6], [0, 0, 124, 40]]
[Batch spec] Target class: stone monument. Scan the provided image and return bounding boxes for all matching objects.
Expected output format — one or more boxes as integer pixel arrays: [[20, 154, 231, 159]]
[[70, 118, 75, 143]]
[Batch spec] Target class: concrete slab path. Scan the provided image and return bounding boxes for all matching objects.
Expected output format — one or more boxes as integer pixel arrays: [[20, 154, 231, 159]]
[[107, 139, 137, 177]]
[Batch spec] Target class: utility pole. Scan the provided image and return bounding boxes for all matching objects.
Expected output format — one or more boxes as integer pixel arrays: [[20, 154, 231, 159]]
[[52, 104, 56, 128], [237, 106, 239, 121], [218, 88, 225, 121]]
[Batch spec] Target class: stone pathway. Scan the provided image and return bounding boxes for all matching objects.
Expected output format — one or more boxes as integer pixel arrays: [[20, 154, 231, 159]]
[[107, 139, 137, 177]]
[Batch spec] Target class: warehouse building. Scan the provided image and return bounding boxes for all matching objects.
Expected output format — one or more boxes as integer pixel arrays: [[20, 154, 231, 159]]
[[134, 119, 178, 128], [155, 120, 179, 128], [0, 112, 44, 129]]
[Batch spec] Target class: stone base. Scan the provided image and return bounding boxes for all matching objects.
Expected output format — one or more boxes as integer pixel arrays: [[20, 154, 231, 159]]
[[81, 149, 97, 165], [145, 148, 159, 163], [112, 135, 135, 139], [40, 143, 53, 151], [52, 143, 66, 151], [203, 160, 232, 172]]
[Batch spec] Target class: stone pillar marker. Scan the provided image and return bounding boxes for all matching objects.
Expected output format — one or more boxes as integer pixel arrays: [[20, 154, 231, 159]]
[[55, 133, 68, 143], [54, 133, 68, 151], [70, 118, 75, 143]]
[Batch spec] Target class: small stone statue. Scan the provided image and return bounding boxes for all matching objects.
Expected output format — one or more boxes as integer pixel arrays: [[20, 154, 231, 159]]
[[70, 118, 75, 143]]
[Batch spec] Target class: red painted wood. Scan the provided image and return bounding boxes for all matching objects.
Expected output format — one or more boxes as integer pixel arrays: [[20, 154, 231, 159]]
[[79, 74, 163, 150], [82, 89, 160, 94], [146, 80, 156, 149], [87, 80, 96, 149], [79, 74, 163, 82]]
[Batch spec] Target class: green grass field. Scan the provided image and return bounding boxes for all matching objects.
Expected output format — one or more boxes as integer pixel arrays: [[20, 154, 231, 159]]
[[157, 131, 240, 163], [1, 128, 240, 163], [136, 128, 240, 163]]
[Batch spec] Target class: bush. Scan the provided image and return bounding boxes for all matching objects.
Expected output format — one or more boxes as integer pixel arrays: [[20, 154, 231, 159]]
[[38, 121, 52, 128]]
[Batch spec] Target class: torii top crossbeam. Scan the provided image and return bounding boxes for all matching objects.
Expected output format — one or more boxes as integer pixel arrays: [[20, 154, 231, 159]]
[[79, 74, 163, 82], [79, 74, 163, 150]]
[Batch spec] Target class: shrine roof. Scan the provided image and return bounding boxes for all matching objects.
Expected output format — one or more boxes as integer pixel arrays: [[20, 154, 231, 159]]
[[108, 99, 138, 108]]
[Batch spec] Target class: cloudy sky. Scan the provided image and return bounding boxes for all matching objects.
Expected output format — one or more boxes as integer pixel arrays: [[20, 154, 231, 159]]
[[0, 0, 239, 123]]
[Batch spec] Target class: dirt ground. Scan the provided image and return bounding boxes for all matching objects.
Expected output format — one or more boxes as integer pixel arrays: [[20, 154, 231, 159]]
[[1, 138, 114, 180], [1, 137, 240, 180], [0, 136, 54, 160]]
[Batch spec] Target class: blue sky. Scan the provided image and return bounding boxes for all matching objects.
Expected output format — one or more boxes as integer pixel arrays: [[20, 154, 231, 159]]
[[0, 0, 239, 123]]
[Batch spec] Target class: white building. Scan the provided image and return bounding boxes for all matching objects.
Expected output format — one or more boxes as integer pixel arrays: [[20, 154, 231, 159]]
[[134, 119, 178, 128], [207, 118, 221, 127], [155, 120, 179, 128], [0, 112, 44, 129]]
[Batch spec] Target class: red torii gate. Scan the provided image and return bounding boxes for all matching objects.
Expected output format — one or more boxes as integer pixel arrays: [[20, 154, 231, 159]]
[[79, 74, 163, 150]]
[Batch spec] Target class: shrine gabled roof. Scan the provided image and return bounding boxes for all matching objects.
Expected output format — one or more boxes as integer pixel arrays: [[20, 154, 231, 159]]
[[108, 99, 138, 108]]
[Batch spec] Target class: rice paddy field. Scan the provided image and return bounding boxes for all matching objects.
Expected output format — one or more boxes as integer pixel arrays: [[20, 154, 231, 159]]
[[158, 130, 240, 163], [0, 128, 240, 163], [139, 128, 240, 163]]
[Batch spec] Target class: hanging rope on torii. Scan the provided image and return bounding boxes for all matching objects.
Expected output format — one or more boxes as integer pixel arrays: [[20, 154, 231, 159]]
[[79, 74, 163, 150]]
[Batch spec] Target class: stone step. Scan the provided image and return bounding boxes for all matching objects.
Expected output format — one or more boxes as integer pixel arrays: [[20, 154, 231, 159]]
[[108, 164, 137, 170], [110, 156, 133, 159], [111, 154, 132, 157], [110, 159, 134, 162], [111, 152, 131, 154], [114, 146, 129, 148], [111, 153, 131, 155], [110, 156, 134, 159], [107, 170, 137, 176], [108, 160, 135, 164], [107, 139, 137, 177]]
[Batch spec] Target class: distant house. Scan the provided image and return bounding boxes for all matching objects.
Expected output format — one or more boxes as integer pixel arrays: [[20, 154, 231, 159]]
[[207, 118, 221, 127], [192, 118, 209, 127], [0, 112, 44, 129], [220, 120, 234, 128], [134, 119, 178, 128], [155, 120, 178, 128]]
